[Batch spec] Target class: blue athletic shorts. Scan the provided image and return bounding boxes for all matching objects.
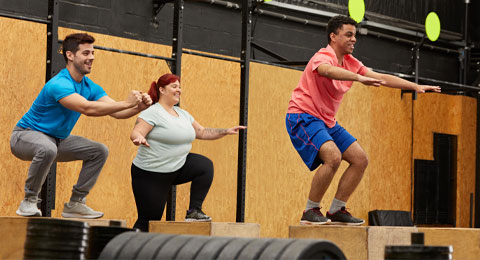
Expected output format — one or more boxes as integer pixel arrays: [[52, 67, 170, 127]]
[[285, 113, 357, 171]]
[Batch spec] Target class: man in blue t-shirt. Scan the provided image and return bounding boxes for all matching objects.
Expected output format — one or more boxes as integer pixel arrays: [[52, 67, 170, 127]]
[[10, 33, 152, 218]]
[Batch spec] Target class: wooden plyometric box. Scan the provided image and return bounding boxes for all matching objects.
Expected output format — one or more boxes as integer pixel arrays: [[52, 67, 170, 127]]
[[149, 221, 260, 238], [418, 227, 480, 260], [289, 225, 417, 260]]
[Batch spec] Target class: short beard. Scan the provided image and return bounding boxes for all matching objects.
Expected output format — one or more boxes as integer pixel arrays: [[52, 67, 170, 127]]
[[73, 61, 91, 75]]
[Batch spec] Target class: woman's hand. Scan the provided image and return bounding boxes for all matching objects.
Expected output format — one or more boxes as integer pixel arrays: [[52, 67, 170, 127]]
[[132, 136, 150, 147], [226, 126, 247, 135]]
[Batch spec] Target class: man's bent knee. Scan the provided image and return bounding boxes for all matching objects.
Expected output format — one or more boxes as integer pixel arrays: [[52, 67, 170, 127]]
[[94, 143, 109, 160], [320, 150, 341, 171], [38, 147, 58, 162], [353, 152, 368, 171], [319, 141, 342, 169], [326, 152, 342, 170]]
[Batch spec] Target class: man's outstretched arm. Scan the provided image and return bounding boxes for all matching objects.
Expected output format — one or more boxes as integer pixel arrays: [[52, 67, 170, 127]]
[[317, 64, 385, 86], [59, 90, 149, 118], [96, 93, 152, 119], [364, 69, 441, 93]]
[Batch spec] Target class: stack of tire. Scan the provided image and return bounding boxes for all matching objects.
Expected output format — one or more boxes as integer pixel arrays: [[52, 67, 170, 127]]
[[24, 218, 89, 259], [98, 232, 346, 259], [23, 218, 136, 260]]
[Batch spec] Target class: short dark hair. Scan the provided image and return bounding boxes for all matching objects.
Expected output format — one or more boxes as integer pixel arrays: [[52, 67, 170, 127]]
[[326, 15, 357, 44], [62, 33, 95, 62]]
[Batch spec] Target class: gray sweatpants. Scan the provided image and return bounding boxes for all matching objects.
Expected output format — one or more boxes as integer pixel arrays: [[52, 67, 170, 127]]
[[10, 126, 109, 202]]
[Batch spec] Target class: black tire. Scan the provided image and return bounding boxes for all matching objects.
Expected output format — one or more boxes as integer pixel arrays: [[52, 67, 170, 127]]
[[216, 237, 253, 259], [194, 236, 235, 259], [116, 233, 158, 259], [27, 218, 88, 228], [98, 231, 139, 259], [153, 235, 194, 260], [25, 237, 87, 252], [279, 239, 346, 260], [24, 218, 89, 259], [135, 234, 177, 260], [258, 239, 296, 259], [87, 226, 134, 260], [24, 250, 84, 260], [175, 235, 213, 259], [236, 238, 275, 260]]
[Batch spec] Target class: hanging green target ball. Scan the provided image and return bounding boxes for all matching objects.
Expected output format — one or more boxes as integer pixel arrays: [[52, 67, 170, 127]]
[[348, 0, 365, 23], [425, 12, 441, 41]]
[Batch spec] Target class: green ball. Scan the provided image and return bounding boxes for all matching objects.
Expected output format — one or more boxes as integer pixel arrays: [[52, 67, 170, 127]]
[[348, 0, 365, 23], [425, 12, 441, 42]]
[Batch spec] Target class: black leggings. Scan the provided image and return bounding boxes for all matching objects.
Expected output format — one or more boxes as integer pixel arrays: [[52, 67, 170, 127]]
[[131, 153, 214, 231]]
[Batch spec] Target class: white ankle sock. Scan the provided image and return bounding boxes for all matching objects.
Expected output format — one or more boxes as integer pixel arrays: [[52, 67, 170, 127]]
[[329, 198, 346, 213], [305, 199, 320, 211]]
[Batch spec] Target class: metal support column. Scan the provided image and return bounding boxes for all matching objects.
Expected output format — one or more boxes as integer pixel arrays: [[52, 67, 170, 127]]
[[237, 0, 252, 222], [413, 46, 419, 102], [411, 36, 425, 100], [476, 94, 480, 227], [463, 0, 470, 85], [40, 0, 60, 217], [166, 0, 184, 221]]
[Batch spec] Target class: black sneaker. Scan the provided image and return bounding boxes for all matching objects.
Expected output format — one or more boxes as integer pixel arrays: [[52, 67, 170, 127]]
[[326, 207, 365, 225], [185, 208, 212, 222], [300, 207, 331, 225]]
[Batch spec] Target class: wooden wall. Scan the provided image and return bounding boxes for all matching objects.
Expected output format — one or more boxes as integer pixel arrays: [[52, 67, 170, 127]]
[[0, 17, 476, 238], [0, 17, 46, 216], [178, 53, 241, 222], [414, 94, 477, 227], [246, 62, 310, 238]]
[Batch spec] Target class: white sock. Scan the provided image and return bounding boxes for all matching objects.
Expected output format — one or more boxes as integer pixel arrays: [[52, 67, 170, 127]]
[[305, 199, 320, 211], [329, 198, 346, 213]]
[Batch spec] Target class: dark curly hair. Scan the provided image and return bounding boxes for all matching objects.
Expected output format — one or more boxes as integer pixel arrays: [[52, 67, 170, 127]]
[[326, 15, 357, 44]]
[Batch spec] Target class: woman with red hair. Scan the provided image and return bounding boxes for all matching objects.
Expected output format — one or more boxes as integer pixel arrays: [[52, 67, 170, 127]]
[[130, 73, 245, 231]]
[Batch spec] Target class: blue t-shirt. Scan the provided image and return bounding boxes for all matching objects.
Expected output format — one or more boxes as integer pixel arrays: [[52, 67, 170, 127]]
[[17, 68, 107, 139]]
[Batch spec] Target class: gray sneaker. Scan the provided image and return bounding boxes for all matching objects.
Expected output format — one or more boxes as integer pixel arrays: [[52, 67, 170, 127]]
[[300, 207, 331, 225], [185, 208, 212, 222], [16, 197, 42, 217], [326, 207, 365, 225], [62, 198, 103, 219]]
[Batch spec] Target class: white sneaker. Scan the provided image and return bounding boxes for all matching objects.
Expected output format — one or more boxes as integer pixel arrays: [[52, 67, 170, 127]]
[[61, 198, 103, 219], [16, 197, 42, 217]]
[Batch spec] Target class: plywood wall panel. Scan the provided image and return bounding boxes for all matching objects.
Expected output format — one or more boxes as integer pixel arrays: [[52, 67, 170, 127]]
[[178, 53, 241, 222], [367, 88, 413, 213], [414, 94, 476, 227], [246, 63, 310, 238], [0, 17, 46, 216]]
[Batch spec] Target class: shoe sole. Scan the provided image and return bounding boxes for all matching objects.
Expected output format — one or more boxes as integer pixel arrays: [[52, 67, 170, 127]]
[[61, 212, 103, 219], [328, 221, 365, 226], [300, 219, 331, 225], [16, 210, 41, 217], [185, 218, 212, 222]]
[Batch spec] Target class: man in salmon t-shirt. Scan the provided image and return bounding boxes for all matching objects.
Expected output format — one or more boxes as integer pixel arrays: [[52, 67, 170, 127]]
[[286, 15, 441, 225]]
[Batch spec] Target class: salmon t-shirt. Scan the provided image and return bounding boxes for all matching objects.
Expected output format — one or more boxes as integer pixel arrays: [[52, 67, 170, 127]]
[[287, 44, 368, 128]]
